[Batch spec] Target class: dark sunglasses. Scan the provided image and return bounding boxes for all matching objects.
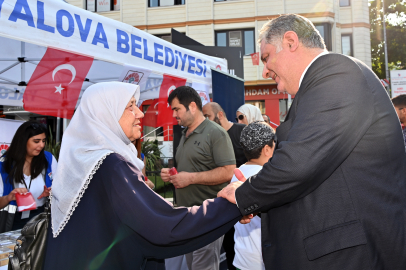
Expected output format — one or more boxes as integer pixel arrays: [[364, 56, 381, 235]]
[[235, 115, 245, 122]]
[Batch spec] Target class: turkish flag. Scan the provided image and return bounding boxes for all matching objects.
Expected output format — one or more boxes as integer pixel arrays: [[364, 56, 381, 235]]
[[143, 99, 158, 128], [23, 48, 93, 119], [156, 75, 187, 127], [250, 52, 259, 65]]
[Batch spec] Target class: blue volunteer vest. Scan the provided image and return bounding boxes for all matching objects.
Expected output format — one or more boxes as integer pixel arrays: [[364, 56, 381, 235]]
[[0, 151, 53, 206]]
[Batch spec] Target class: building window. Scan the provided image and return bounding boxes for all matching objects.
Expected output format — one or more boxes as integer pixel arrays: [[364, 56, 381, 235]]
[[215, 29, 255, 55], [339, 0, 350, 7], [149, 0, 185, 7], [314, 23, 332, 51], [341, 34, 353, 56], [86, 0, 119, 12], [245, 101, 265, 114]]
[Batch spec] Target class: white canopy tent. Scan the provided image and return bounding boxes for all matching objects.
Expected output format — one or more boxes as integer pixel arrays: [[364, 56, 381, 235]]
[[0, 0, 226, 141], [0, 0, 226, 106]]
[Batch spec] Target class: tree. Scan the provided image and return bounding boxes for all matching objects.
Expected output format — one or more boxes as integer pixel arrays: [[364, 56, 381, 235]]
[[370, 0, 406, 79]]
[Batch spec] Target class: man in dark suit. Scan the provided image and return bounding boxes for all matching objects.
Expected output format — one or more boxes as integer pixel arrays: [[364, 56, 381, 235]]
[[218, 14, 406, 269]]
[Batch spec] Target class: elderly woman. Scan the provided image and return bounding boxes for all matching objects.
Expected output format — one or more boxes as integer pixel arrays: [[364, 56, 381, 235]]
[[43, 82, 241, 270], [236, 104, 264, 125]]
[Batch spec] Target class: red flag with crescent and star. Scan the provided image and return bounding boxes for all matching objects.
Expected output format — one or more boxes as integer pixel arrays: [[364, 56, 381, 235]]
[[23, 48, 93, 119], [250, 52, 259, 65], [156, 74, 187, 127]]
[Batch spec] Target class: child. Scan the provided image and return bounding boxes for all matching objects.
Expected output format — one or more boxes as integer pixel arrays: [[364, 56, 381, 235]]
[[232, 121, 276, 270]]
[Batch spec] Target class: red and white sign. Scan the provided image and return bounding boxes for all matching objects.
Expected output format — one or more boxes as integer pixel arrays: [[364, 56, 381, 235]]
[[23, 48, 93, 119], [390, 70, 406, 98]]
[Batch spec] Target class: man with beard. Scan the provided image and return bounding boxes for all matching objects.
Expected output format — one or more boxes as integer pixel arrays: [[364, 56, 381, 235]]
[[203, 102, 248, 168], [202, 102, 248, 270], [161, 86, 236, 270]]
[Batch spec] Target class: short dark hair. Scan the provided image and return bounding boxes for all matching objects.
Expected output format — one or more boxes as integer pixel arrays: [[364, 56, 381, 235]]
[[168, 86, 202, 111], [243, 139, 274, 160], [392, 95, 406, 108]]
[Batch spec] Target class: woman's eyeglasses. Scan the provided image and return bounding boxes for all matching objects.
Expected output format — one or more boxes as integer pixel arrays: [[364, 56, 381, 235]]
[[235, 115, 245, 122]]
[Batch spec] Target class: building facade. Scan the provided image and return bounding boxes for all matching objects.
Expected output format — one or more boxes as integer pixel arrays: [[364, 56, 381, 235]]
[[67, 0, 371, 128]]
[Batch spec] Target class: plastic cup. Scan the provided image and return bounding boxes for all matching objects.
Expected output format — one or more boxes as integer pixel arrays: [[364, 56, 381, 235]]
[[15, 192, 37, 212], [169, 167, 178, 176]]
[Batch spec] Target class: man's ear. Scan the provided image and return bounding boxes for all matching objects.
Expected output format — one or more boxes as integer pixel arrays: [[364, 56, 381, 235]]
[[217, 110, 224, 120], [189, 102, 197, 113], [283, 31, 299, 52]]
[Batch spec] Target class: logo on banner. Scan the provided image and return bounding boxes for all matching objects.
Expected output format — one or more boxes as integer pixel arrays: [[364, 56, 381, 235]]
[[199, 92, 209, 105], [123, 71, 145, 84], [0, 144, 9, 156], [216, 65, 222, 70]]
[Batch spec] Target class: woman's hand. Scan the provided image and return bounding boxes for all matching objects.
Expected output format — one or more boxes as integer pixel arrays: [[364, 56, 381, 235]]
[[37, 185, 51, 199], [6, 188, 28, 202], [145, 179, 155, 190]]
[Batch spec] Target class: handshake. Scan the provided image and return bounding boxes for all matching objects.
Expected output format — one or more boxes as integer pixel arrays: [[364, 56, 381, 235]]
[[161, 167, 254, 224]]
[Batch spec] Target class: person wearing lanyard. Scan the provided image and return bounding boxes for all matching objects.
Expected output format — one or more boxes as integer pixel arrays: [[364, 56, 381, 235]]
[[0, 121, 57, 232]]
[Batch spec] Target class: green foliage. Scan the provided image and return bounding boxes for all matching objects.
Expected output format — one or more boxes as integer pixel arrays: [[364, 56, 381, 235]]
[[146, 175, 174, 199], [370, 0, 406, 78], [45, 126, 61, 160], [141, 139, 162, 172]]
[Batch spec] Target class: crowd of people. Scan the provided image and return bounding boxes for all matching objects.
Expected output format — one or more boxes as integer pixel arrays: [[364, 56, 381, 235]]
[[1, 13, 406, 270]]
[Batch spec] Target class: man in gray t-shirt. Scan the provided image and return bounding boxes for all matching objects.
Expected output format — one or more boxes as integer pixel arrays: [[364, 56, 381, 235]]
[[161, 86, 236, 270]]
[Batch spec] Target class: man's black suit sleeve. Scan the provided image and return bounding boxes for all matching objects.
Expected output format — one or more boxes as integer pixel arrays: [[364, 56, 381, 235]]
[[236, 55, 376, 215]]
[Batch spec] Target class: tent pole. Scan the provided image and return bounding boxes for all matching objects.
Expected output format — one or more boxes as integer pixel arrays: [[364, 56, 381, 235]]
[[63, 118, 68, 133], [56, 117, 61, 143], [21, 42, 25, 83]]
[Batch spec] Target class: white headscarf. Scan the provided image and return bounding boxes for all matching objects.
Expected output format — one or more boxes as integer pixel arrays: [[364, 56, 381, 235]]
[[237, 104, 264, 124], [51, 82, 144, 237]]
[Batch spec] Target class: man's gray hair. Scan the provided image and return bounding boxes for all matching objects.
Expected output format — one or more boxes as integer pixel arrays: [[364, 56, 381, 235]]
[[258, 14, 326, 52]]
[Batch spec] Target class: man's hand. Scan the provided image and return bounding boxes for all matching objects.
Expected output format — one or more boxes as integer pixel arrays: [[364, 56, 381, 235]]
[[218, 168, 252, 223], [6, 188, 28, 202], [240, 214, 255, 224], [161, 168, 171, 182], [170, 172, 193, 189], [217, 168, 247, 204], [38, 185, 51, 199]]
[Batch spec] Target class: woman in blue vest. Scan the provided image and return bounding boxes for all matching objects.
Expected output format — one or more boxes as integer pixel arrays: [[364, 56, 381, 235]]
[[0, 121, 57, 232]]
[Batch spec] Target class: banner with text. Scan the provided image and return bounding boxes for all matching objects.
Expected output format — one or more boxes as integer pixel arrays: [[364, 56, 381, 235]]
[[390, 70, 406, 98], [0, 0, 227, 86]]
